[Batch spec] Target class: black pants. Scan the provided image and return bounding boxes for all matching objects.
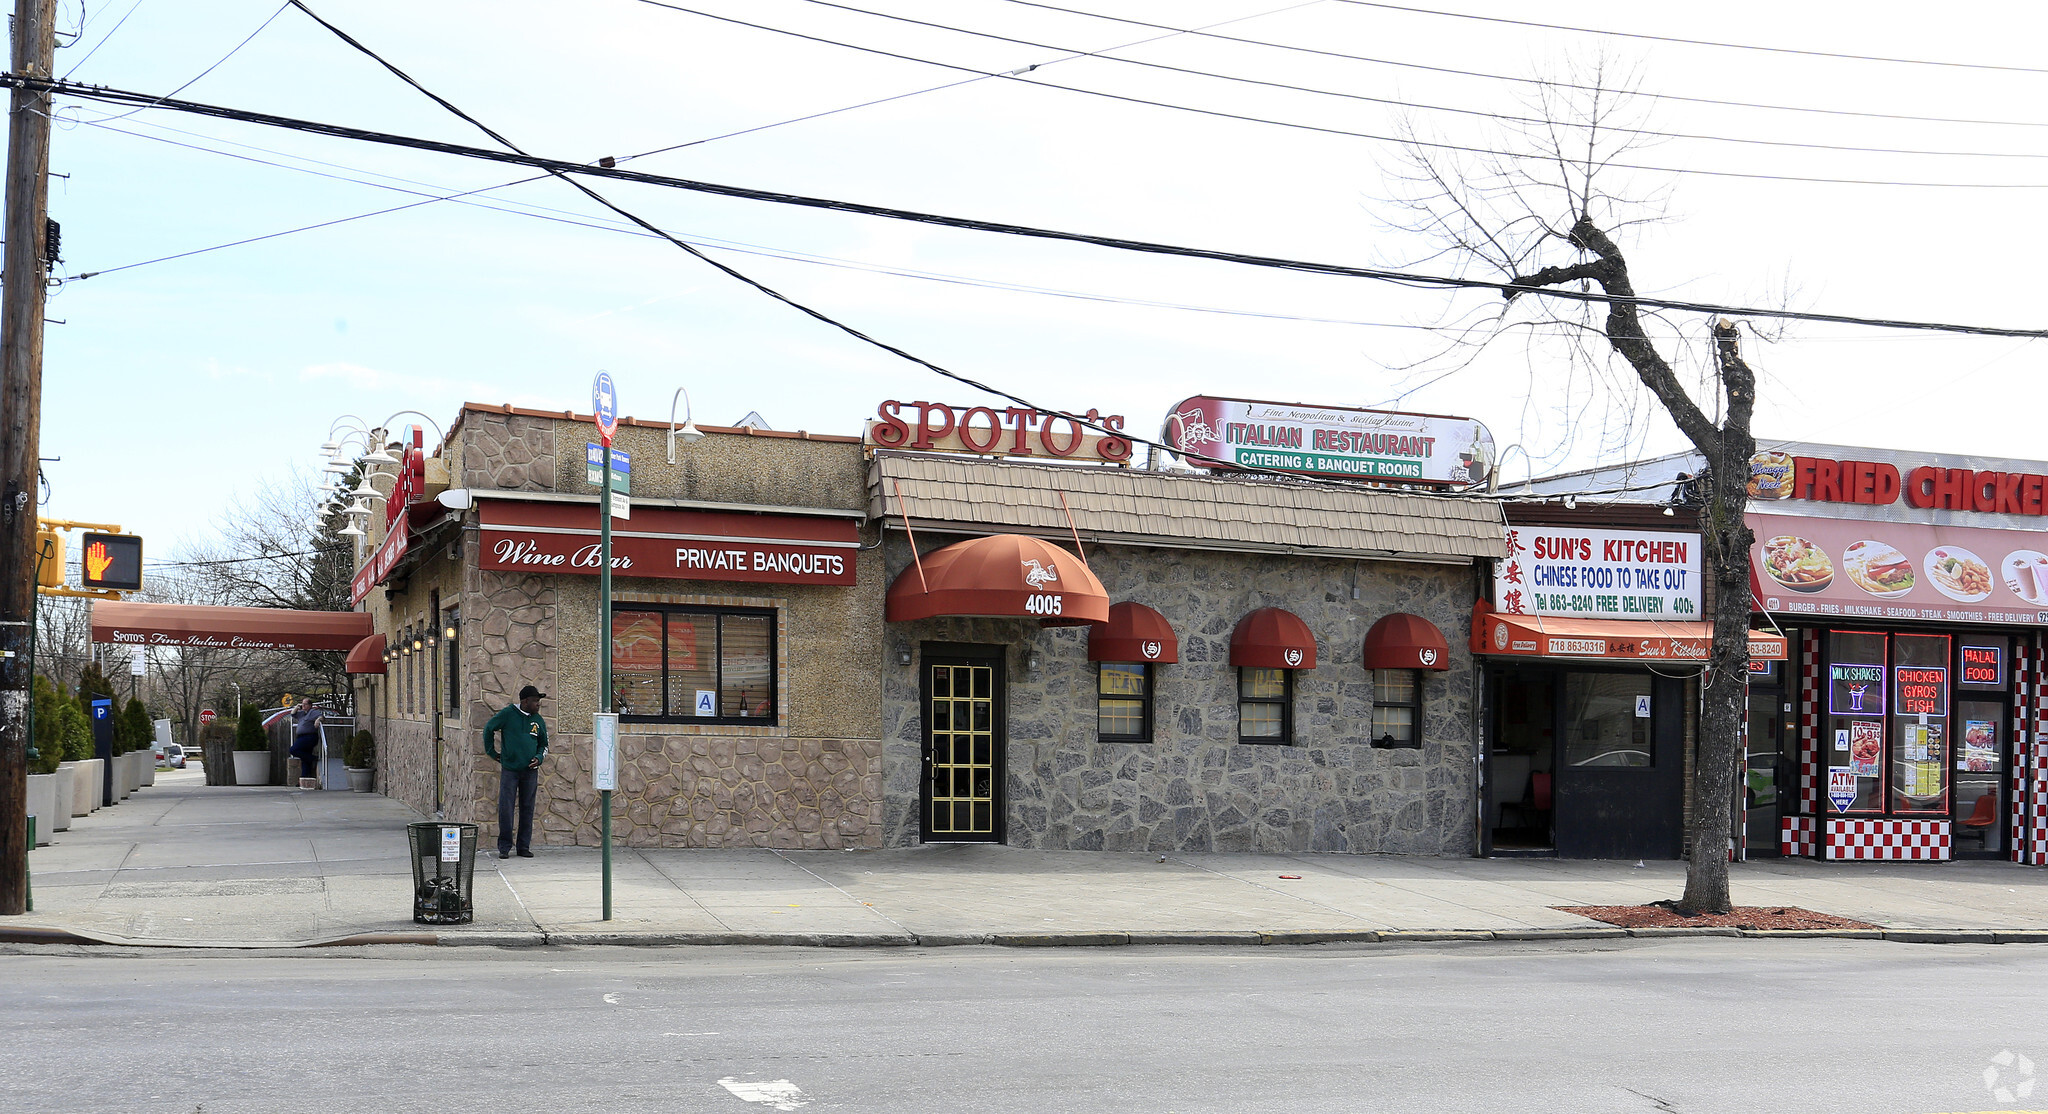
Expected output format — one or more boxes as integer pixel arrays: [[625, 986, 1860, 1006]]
[[498, 766, 538, 854], [290, 736, 321, 784]]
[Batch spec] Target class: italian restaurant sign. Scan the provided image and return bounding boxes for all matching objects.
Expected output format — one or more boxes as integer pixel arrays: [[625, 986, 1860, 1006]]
[[865, 400, 1132, 463], [1162, 395, 1495, 485], [479, 500, 857, 586], [1751, 510, 2048, 626], [1494, 526, 1702, 620]]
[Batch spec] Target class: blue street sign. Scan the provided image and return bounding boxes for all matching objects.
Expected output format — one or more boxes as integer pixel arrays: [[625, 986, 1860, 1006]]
[[584, 443, 631, 493], [592, 370, 619, 445]]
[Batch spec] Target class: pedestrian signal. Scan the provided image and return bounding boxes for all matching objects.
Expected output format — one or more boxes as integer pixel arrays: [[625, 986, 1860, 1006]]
[[79, 532, 143, 591]]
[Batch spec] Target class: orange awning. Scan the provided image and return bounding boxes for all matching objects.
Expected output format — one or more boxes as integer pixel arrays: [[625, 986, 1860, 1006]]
[[886, 534, 1109, 625], [1474, 607, 1787, 663], [344, 634, 387, 675], [1362, 612, 1451, 672], [1088, 602, 1179, 663], [90, 600, 372, 652], [1229, 607, 1317, 669]]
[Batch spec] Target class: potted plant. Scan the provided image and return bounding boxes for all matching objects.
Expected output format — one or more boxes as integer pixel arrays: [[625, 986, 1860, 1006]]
[[343, 730, 375, 792], [231, 704, 270, 786]]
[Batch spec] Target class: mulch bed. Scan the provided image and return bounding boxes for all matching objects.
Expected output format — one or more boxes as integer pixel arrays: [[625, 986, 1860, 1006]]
[[1558, 903, 1876, 931]]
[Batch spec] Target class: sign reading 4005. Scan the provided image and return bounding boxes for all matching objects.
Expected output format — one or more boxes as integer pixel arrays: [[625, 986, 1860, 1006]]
[[1022, 593, 1064, 616]]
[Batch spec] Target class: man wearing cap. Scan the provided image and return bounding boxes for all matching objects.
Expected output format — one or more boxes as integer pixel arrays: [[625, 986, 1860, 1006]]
[[483, 685, 550, 859]]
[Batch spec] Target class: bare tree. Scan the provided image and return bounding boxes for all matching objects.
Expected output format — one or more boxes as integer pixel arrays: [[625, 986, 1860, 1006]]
[[1381, 60, 1757, 914]]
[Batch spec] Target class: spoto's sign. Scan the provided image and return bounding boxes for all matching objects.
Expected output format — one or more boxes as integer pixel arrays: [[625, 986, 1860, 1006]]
[[866, 400, 1132, 463], [1161, 395, 1494, 485]]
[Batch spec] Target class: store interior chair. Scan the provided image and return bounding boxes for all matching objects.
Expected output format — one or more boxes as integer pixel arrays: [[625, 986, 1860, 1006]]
[[1959, 793, 1997, 849]]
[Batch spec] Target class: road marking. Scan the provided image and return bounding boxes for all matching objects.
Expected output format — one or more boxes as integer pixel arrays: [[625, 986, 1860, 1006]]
[[717, 1077, 808, 1110], [602, 993, 620, 1005]]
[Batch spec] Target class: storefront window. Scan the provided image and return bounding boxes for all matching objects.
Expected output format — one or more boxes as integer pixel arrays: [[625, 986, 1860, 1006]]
[[1238, 667, 1291, 743], [1562, 673, 1651, 767], [1372, 669, 1420, 747], [1827, 630, 1888, 813], [1892, 633, 1951, 815], [1097, 662, 1151, 742], [611, 605, 778, 725], [442, 607, 460, 714]]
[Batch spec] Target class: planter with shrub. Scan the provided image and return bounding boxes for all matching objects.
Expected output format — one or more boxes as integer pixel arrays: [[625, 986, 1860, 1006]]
[[231, 704, 270, 786], [343, 730, 375, 792]]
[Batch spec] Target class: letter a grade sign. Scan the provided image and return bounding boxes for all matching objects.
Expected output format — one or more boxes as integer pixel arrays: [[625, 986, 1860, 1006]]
[[592, 370, 619, 447]]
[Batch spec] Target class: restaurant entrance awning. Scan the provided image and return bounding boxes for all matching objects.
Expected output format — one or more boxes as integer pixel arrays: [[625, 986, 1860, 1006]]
[[886, 534, 1109, 624], [1472, 606, 1788, 663], [90, 600, 372, 652]]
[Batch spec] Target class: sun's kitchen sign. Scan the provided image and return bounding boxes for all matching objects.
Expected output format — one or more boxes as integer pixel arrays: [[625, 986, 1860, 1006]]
[[1160, 395, 1495, 485]]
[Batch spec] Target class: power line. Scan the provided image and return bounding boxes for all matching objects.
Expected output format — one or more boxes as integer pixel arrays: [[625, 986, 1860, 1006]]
[[29, 70, 2048, 340], [626, 0, 2048, 187], [66, 1, 289, 126], [986, 0, 2048, 131], [1332, 0, 2048, 75], [761, 0, 2048, 162]]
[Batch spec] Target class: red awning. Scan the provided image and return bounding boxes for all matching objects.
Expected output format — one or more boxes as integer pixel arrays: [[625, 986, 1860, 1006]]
[[886, 534, 1109, 625], [1362, 612, 1451, 671], [1472, 607, 1788, 664], [1088, 602, 1179, 663], [1229, 607, 1317, 669], [344, 634, 387, 675], [90, 601, 372, 652]]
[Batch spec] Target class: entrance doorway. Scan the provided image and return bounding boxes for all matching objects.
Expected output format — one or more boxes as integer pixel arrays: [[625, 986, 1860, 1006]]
[[1744, 684, 1791, 855], [1487, 667, 1686, 859], [920, 645, 1005, 843], [1953, 698, 2008, 858]]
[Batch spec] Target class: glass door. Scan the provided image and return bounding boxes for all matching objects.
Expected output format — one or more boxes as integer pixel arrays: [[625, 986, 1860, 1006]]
[[1954, 699, 2007, 856], [1744, 688, 1788, 855]]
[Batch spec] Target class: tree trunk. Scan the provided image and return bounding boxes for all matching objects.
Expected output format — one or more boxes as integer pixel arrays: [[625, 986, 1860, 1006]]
[[1676, 322, 1757, 916]]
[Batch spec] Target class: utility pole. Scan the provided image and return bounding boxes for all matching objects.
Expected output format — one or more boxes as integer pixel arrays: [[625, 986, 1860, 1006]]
[[0, 0, 55, 916]]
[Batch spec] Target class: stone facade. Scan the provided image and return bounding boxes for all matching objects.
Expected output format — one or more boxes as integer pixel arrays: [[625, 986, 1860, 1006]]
[[882, 536, 1479, 854]]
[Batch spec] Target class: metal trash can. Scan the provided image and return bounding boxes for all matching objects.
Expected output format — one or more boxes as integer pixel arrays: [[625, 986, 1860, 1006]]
[[406, 822, 477, 924]]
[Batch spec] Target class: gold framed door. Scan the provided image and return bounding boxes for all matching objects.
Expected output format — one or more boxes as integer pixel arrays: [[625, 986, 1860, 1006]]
[[921, 651, 1005, 843]]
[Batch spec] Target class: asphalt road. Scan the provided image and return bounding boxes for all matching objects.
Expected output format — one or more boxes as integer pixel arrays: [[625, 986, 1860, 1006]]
[[4, 939, 2043, 1113]]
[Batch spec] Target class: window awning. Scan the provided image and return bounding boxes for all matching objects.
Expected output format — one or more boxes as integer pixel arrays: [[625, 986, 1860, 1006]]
[[886, 534, 1109, 625], [344, 633, 387, 675], [1229, 607, 1317, 669], [89, 601, 373, 652], [1361, 612, 1451, 672], [1088, 602, 1179, 663], [1473, 607, 1788, 664]]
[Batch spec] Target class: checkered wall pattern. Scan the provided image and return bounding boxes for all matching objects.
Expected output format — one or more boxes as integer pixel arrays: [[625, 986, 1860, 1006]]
[[2014, 643, 2033, 864], [1800, 630, 1820, 813], [2030, 641, 2048, 867], [1780, 815, 1816, 858], [1825, 819, 1951, 861]]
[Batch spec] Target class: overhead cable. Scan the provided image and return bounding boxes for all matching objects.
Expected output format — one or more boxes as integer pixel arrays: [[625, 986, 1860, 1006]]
[[28, 71, 2048, 340]]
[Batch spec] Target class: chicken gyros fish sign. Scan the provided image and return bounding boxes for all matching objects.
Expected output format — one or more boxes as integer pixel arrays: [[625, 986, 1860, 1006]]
[[1161, 396, 1495, 485]]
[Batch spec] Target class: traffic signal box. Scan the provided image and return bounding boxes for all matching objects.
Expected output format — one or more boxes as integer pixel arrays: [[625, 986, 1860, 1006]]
[[79, 532, 143, 592], [34, 530, 63, 587]]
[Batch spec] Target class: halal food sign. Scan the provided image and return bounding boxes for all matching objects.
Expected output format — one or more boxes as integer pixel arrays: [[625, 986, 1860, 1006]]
[[1162, 395, 1494, 485], [866, 400, 1132, 463]]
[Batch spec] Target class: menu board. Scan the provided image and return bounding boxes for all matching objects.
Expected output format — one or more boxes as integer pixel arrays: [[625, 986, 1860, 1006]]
[[1750, 511, 2048, 625]]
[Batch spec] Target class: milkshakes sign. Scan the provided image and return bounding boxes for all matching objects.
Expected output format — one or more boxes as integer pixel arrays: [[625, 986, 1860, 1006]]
[[1162, 395, 1494, 485], [479, 500, 856, 586], [1494, 526, 1702, 620]]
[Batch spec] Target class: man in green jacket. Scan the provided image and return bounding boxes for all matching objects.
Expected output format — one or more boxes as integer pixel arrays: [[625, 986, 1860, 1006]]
[[483, 685, 549, 859]]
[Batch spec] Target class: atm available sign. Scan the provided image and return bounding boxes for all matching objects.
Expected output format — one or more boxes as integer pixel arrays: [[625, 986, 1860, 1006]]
[[1496, 525, 1702, 620]]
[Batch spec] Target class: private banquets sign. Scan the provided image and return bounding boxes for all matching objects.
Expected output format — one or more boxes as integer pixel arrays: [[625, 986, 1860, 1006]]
[[479, 500, 857, 586]]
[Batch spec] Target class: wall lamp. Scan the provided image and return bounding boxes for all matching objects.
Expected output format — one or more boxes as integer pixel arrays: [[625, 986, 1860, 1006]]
[[896, 648, 912, 666]]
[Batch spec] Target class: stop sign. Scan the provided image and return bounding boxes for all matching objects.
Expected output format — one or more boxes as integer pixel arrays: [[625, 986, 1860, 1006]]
[[199, 709, 217, 724]]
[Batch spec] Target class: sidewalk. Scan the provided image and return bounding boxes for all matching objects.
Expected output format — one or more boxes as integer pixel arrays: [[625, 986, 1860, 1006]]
[[12, 769, 2048, 949]]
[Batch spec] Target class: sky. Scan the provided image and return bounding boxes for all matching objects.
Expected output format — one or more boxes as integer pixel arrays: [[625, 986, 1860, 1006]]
[[28, 0, 2048, 563]]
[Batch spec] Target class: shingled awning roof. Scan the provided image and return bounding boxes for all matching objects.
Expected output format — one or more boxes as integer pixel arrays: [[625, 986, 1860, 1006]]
[[871, 452, 1506, 563]]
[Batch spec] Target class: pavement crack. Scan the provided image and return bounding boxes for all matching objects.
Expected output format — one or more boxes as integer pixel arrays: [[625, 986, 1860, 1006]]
[[1624, 1085, 1680, 1113]]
